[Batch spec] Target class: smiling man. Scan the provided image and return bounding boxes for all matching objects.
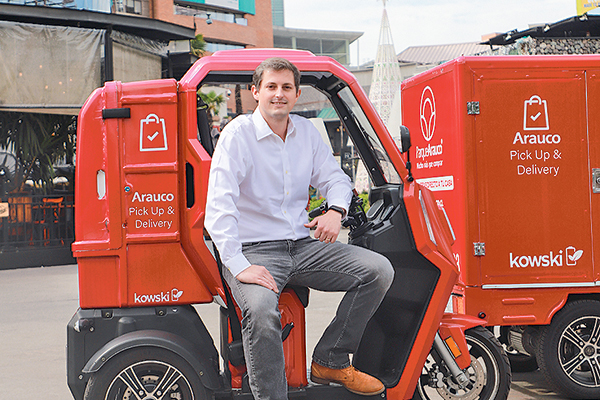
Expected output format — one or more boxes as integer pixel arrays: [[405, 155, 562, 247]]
[[205, 57, 394, 400]]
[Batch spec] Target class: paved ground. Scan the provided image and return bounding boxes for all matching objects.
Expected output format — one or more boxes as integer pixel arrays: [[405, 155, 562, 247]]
[[0, 261, 569, 400]]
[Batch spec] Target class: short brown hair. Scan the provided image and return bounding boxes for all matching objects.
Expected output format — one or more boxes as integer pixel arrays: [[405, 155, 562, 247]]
[[253, 57, 301, 93]]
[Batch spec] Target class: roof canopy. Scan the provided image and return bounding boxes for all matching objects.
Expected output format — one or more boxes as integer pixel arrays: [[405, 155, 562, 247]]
[[485, 14, 600, 46], [0, 3, 195, 41]]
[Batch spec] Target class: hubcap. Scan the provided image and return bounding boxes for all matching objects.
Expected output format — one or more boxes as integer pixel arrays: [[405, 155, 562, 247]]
[[558, 315, 600, 388], [106, 360, 193, 400]]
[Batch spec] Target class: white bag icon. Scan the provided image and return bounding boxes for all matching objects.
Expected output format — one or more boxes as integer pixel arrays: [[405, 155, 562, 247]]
[[523, 95, 549, 131], [139, 113, 168, 152]]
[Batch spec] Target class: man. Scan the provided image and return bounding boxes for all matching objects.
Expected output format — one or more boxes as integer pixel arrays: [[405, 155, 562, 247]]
[[205, 57, 394, 400]]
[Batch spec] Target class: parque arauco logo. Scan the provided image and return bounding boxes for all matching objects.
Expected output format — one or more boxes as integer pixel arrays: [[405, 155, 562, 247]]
[[420, 86, 436, 142]]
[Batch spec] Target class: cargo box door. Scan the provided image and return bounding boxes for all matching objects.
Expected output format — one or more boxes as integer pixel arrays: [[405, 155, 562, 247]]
[[474, 70, 593, 287], [586, 71, 600, 283]]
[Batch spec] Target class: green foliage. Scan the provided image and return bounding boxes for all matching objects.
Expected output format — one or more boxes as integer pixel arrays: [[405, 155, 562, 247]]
[[0, 111, 76, 193], [308, 196, 325, 213], [190, 34, 206, 57], [358, 191, 370, 212], [198, 90, 225, 121], [307, 192, 370, 215]]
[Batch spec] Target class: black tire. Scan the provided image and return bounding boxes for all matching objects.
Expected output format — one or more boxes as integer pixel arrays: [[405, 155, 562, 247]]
[[537, 300, 600, 399], [83, 347, 210, 400], [413, 326, 511, 400], [507, 352, 538, 373]]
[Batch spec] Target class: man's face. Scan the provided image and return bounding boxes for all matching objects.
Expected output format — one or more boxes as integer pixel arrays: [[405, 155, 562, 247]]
[[252, 69, 300, 123]]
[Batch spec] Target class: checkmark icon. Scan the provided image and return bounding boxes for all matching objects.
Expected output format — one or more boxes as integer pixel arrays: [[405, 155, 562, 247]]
[[530, 112, 542, 121], [147, 131, 160, 141]]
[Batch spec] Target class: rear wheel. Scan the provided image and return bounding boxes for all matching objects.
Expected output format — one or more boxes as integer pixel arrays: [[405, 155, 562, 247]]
[[537, 300, 600, 399], [413, 326, 511, 400], [84, 347, 210, 400]]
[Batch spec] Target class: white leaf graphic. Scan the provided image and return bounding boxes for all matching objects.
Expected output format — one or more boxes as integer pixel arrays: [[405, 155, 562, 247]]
[[570, 250, 583, 262]]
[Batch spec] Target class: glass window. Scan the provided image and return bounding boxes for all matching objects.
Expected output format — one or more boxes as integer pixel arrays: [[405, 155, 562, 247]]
[[337, 87, 400, 184]]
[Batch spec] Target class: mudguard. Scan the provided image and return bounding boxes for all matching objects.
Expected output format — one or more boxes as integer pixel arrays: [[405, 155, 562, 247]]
[[83, 329, 221, 390], [438, 313, 484, 369], [67, 306, 221, 400]]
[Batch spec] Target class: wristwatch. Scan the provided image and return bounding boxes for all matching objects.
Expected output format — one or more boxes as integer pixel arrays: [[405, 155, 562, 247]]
[[328, 205, 346, 218]]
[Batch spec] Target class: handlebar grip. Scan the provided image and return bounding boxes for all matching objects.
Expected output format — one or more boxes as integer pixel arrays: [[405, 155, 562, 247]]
[[308, 202, 328, 219]]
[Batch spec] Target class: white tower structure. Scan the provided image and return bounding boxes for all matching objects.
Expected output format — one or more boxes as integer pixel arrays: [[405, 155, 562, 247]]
[[356, 1, 402, 193], [369, 1, 402, 125]]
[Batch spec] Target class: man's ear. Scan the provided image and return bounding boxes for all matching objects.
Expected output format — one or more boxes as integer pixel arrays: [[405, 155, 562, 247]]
[[251, 85, 259, 101]]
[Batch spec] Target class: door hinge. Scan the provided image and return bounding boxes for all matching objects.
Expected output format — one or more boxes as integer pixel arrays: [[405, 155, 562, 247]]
[[474, 242, 485, 256], [467, 101, 480, 115], [593, 168, 600, 193]]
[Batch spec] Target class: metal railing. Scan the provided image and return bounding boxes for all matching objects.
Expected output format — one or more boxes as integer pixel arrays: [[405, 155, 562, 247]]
[[0, 194, 74, 251]]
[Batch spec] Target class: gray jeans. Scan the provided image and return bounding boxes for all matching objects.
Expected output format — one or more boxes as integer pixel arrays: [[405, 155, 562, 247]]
[[221, 236, 394, 400]]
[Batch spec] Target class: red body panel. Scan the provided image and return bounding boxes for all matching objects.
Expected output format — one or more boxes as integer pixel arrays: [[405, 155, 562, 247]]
[[401, 55, 600, 326]]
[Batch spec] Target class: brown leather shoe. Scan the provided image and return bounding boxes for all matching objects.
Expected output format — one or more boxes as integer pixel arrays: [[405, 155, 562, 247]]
[[310, 362, 385, 396]]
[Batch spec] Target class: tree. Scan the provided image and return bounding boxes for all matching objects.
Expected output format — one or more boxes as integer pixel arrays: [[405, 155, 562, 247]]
[[197, 90, 225, 122], [235, 84, 243, 116], [0, 111, 76, 194], [190, 34, 206, 57]]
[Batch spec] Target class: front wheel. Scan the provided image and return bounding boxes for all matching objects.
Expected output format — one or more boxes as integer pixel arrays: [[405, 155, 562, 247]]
[[413, 326, 511, 400], [83, 347, 210, 400]]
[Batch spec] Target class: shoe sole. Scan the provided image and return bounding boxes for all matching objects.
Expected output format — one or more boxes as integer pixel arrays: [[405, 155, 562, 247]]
[[310, 374, 385, 396]]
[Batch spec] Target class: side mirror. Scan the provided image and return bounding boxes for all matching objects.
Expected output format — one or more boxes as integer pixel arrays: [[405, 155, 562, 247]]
[[399, 125, 411, 154], [399, 125, 414, 182]]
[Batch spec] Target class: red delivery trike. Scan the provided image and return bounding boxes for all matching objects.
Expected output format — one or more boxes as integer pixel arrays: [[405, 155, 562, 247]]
[[401, 55, 600, 399], [67, 49, 511, 400]]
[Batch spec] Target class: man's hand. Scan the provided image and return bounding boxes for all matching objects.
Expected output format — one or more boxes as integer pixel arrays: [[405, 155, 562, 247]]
[[305, 209, 343, 243], [236, 264, 279, 293]]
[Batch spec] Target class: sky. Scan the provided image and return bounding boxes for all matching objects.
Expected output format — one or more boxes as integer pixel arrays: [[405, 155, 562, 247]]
[[284, 0, 580, 66]]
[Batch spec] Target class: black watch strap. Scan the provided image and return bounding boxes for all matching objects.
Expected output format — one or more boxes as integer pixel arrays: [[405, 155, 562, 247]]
[[328, 205, 346, 218]]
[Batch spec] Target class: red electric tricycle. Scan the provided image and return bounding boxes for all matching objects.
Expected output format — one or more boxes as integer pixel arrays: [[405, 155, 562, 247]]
[[67, 49, 510, 400]]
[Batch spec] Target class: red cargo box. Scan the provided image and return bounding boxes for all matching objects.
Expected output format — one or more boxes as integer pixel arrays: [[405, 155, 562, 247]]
[[402, 55, 600, 325], [402, 55, 600, 397]]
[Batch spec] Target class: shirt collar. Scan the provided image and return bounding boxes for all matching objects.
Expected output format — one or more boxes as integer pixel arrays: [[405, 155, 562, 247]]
[[252, 108, 296, 141]]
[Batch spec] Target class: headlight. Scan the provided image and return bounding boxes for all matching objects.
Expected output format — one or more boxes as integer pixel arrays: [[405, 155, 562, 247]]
[[419, 189, 437, 246]]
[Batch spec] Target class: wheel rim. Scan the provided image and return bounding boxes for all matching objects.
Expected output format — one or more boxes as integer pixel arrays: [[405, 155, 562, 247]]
[[105, 360, 194, 400], [558, 315, 600, 388], [418, 334, 500, 400]]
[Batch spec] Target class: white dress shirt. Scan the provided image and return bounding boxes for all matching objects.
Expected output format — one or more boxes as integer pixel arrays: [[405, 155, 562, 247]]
[[205, 109, 352, 276]]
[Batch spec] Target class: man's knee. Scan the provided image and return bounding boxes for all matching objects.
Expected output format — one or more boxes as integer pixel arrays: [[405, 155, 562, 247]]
[[242, 287, 281, 326], [372, 254, 394, 291]]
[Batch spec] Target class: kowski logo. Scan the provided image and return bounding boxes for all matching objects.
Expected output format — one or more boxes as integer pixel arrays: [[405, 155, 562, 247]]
[[134, 288, 184, 304], [510, 246, 583, 268]]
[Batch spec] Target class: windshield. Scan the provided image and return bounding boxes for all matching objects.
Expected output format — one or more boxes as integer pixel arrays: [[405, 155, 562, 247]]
[[337, 87, 401, 184]]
